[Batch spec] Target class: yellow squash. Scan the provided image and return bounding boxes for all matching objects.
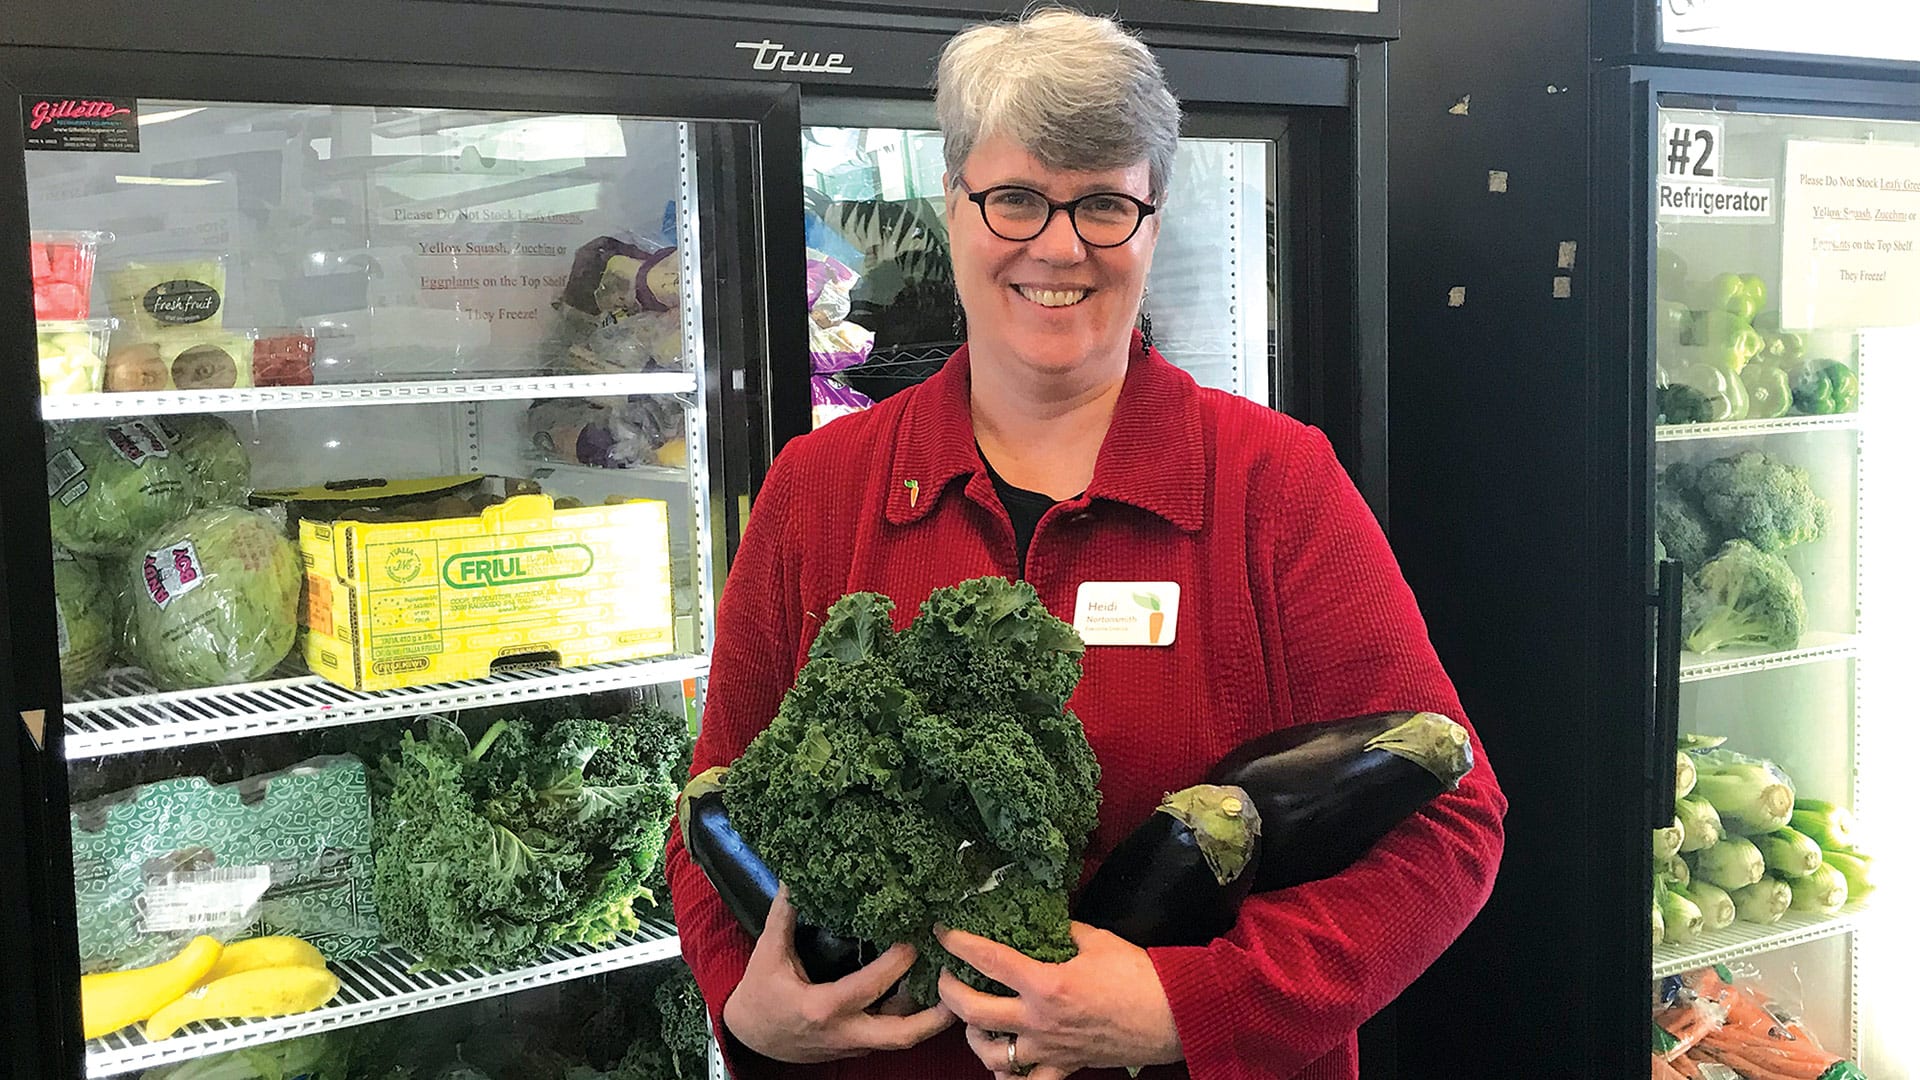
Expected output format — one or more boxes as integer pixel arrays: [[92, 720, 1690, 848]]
[[194, 937, 328, 987], [145, 965, 340, 1040], [81, 936, 224, 1039]]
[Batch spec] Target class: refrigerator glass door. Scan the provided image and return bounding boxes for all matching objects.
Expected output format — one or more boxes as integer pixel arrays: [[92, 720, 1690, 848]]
[[22, 93, 757, 1078], [1649, 103, 1920, 1080], [801, 124, 1275, 421]]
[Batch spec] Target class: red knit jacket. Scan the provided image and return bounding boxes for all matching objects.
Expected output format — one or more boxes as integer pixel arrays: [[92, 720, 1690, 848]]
[[665, 336, 1506, 1080]]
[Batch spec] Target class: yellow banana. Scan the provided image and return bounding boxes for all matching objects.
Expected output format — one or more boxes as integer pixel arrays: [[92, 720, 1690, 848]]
[[81, 936, 224, 1040], [194, 937, 328, 987], [145, 965, 341, 1040]]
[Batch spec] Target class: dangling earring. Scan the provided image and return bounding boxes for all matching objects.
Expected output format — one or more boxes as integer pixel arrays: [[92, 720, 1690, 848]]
[[1137, 287, 1154, 349], [951, 284, 967, 341]]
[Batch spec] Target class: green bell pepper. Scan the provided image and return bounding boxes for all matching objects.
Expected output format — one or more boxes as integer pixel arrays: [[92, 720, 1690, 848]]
[[1691, 309, 1766, 369], [1760, 330, 1807, 364], [1674, 359, 1749, 422], [1700, 272, 1767, 320], [1789, 360, 1859, 416], [1741, 362, 1793, 419]]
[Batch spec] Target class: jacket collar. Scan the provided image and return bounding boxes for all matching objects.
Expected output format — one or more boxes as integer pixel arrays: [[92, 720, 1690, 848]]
[[885, 331, 1205, 532]]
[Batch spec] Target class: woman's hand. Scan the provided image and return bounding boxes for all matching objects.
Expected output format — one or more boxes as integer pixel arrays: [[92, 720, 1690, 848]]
[[721, 887, 957, 1063], [936, 921, 1182, 1079]]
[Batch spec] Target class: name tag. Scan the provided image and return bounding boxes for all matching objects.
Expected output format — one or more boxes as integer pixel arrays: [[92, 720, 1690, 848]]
[[1073, 582, 1180, 647]]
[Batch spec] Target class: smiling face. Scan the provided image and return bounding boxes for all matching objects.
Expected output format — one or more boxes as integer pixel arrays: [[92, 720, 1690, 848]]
[[946, 134, 1159, 384]]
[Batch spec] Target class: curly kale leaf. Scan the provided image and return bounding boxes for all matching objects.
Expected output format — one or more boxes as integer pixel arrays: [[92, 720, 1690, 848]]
[[371, 709, 679, 968], [723, 577, 1100, 1003]]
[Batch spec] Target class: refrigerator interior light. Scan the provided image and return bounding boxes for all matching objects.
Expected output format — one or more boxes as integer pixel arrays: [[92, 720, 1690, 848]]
[[1855, 326, 1920, 1071], [112, 175, 224, 186], [136, 106, 207, 127]]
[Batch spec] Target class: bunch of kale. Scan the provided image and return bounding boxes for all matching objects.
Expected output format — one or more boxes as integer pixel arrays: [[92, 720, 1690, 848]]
[[369, 700, 686, 969], [724, 577, 1102, 1002]]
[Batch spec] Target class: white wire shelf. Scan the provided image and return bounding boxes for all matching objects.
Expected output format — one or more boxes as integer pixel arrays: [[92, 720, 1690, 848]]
[[1653, 902, 1867, 978], [1679, 631, 1858, 683], [40, 372, 695, 420], [1656, 414, 1862, 442], [85, 917, 682, 1078], [62, 654, 710, 760]]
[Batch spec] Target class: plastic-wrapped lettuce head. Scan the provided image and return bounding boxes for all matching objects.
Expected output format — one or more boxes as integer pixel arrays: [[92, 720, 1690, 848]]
[[159, 415, 251, 507], [46, 420, 197, 556], [53, 554, 114, 689], [124, 507, 301, 690]]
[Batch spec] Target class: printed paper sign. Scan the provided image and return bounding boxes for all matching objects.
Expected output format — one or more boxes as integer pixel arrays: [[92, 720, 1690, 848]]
[[1662, 117, 1725, 182], [1780, 140, 1920, 329], [1659, 178, 1776, 221], [1074, 582, 1180, 647], [1661, 0, 1920, 63]]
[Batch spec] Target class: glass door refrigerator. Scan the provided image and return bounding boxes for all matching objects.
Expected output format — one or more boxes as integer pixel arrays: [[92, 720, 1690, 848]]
[[2, 3, 1408, 1079], [1384, 1, 1919, 1078], [1618, 73, 1920, 1080], [0, 9, 805, 1079], [756, 4, 1393, 511]]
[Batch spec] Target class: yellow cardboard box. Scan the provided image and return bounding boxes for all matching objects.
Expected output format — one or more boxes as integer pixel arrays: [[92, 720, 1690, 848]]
[[300, 492, 673, 691]]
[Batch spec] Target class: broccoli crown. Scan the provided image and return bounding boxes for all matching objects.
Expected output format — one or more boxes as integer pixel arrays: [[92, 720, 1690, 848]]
[[723, 577, 1100, 1002], [1655, 468, 1721, 573], [1680, 539, 1807, 655], [1690, 451, 1829, 553]]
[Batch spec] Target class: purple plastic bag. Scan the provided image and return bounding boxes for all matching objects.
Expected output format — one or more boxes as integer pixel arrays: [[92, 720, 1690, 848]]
[[809, 319, 875, 375], [811, 375, 873, 428]]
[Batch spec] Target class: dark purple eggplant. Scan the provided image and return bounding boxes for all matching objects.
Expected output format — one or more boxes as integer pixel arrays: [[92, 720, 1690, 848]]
[[679, 768, 879, 984], [1076, 785, 1262, 947], [1076, 711, 1472, 944], [1209, 711, 1472, 894]]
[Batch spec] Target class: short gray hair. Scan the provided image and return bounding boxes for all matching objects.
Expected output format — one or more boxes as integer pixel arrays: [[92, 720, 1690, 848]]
[[935, 8, 1182, 203]]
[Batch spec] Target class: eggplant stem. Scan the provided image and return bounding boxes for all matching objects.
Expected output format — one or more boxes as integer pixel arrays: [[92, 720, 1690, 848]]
[[1365, 713, 1474, 789], [1159, 784, 1262, 886]]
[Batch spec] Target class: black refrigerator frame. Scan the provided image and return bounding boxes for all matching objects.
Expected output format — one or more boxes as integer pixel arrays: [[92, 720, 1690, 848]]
[[1384, 0, 1920, 1075], [1, 2, 1399, 1078]]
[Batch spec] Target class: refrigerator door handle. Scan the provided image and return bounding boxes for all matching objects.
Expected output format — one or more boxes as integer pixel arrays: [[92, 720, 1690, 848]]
[[1652, 559, 1684, 825]]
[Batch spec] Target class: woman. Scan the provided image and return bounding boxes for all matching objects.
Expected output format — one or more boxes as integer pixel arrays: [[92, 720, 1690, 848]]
[[665, 9, 1507, 1079]]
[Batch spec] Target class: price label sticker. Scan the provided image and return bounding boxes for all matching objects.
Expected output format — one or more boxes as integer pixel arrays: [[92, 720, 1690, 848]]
[[139, 864, 272, 933], [1662, 117, 1724, 180]]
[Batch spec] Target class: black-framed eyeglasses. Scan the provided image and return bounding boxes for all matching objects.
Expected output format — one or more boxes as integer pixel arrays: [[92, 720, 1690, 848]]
[[954, 177, 1157, 249]]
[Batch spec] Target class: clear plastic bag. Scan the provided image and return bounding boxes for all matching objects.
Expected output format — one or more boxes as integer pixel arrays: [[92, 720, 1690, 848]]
[[811, 375, 873, 428], [70, 755, 382, 974], [1653, 964, 1868, 1079], [120, 506, 302, 690]]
